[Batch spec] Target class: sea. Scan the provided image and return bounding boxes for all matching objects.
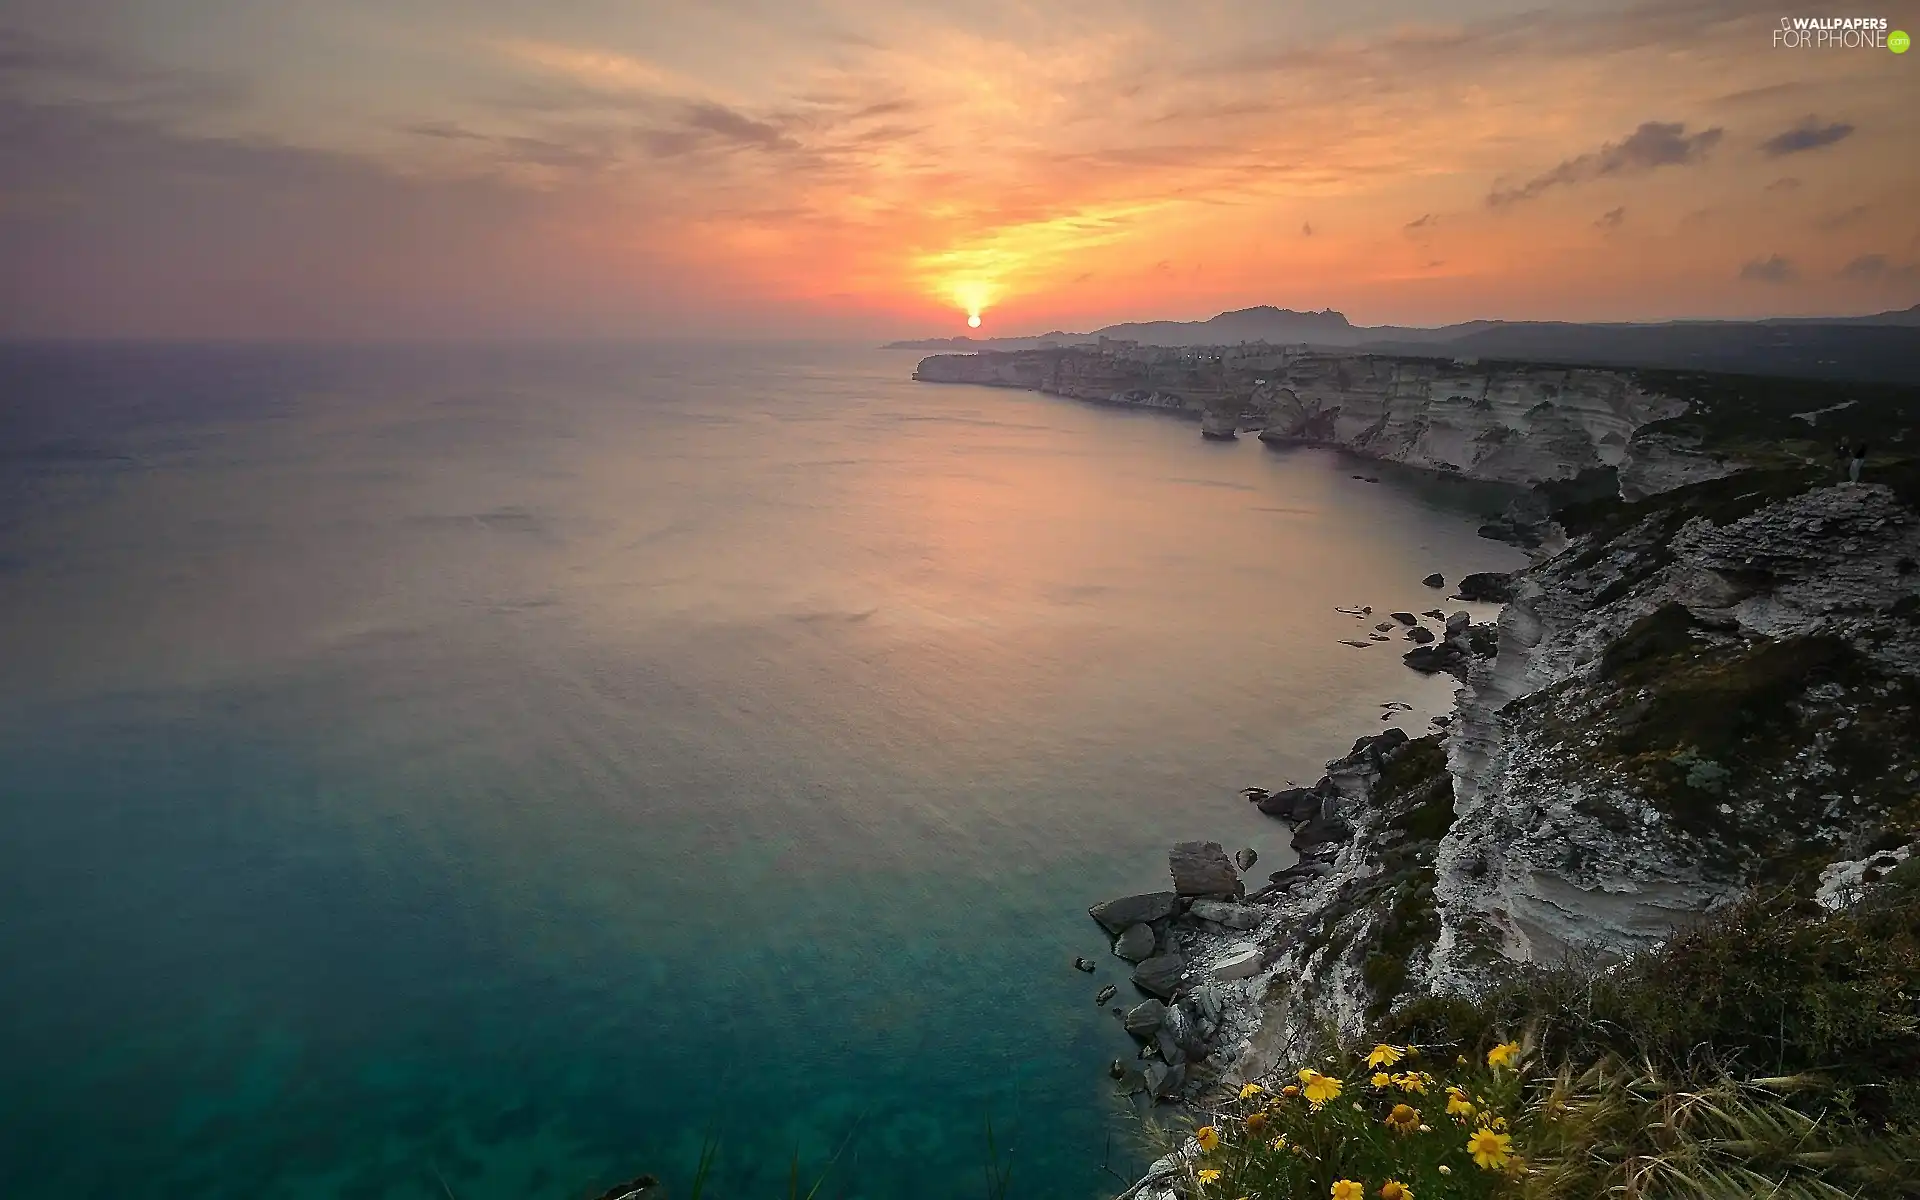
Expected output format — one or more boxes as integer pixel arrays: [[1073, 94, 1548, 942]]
[[0, 341, 1524, 1200]]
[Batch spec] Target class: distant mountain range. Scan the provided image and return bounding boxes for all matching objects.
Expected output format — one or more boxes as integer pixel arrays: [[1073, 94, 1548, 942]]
[[884, 303, 1920, 384]]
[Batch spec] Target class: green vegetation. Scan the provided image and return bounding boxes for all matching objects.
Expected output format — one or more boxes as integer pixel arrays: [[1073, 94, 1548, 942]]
[[1178, 863, 1920, 1198]]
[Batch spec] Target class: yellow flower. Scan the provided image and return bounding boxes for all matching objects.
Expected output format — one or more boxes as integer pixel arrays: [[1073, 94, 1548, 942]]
[[1198, 1168, 1222, 1185], [1487, 1041, 1521, 1069], [1194, 1126, 1220, 1152], [1282, 1085, 1301, 1097], [1379, 1182, 1413, 1200], [1446, 1093, 1476, 1120], [1393, 1072, 1428, 1094], [1268, 1135, 1288, 1151], [1244, 1112, 1268, 1133], [1300, 1070, 1344, 1107], [1384, 1103, 1421, 1134], [1331, 1182, 1365, 1200], [1467, 1128, 1514, 1170], [1367, 1043, 1404, 1068], [1239, 1082, 1264, 1100], [1371, 1072, 1392, 1089]]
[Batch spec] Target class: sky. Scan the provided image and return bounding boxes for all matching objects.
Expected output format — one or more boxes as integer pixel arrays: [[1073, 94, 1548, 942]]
[[0, 0, 1916, 338]]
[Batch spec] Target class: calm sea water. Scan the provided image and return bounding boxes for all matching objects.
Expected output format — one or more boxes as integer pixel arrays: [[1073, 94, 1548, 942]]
[[0, 342, 1523, 1200]]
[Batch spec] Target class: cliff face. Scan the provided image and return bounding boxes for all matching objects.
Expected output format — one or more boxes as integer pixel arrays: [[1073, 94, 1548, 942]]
[[914, 348, 1734, 495], [1095, 462, 1920, 1103]]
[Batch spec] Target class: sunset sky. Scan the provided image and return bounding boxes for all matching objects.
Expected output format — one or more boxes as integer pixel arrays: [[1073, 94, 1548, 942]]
[[1, 0, 1916, 338]]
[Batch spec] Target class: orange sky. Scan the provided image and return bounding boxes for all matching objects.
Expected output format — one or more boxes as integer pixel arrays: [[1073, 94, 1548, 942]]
[[1, 0, 1916, 337]]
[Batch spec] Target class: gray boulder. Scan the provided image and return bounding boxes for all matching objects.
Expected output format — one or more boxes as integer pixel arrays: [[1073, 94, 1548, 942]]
[[1088, 891, 1178, 934], [1422, 572, 1445, 588], [1132, 953, 1186, 999], [1255, 786, 1320, 822], [1073, 956, 1097, 973], [1170, 841, 1243, 898], [1188, 899, 1263, 930], [1095, 984, 1117, 1006], [1391, 611, 1417, 625], [1234, 847, 1258, 872], [1457, 571, 1516, 602], [1445, 610, 1471, 635], [1123, 998, 1168, 1038], [1114, 922, 1156, 962], [1155, 1028, 1186, 1066], [1407, 625, 1436, 644]]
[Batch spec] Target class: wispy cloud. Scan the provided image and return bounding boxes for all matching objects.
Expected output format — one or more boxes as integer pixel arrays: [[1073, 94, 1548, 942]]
[[1760, 117, 1854, 157], [1488, 121, 1723, 207], [1738, 254, 1797, 283], [1595, 206, 1626, 230], [1838, 254, 1920, 282]]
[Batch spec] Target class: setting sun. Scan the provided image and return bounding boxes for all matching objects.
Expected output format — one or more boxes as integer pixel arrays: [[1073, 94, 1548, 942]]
[[967, 314, 982, 328]]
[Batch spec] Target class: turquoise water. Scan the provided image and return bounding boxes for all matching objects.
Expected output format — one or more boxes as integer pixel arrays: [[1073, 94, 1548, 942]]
[[0, 342, 1523, 1199]]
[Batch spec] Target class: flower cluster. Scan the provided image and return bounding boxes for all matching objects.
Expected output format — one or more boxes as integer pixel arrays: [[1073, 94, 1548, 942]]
[[1179, 1040, 1534, 1198]]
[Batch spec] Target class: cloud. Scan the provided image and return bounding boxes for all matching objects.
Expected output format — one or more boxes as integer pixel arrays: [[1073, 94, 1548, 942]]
[[1764, 176, 1802, 192], [1760, 117, 1854, 157], [1839, 254, 1920, 282], [1488, 121, 1723, 207], [1595, 206, 1626, 230], [1738, 254, 1797, 283], [1814, 205, 1869, 232], [404, 121, 488, 141], [1301, 221, 1313, 237], [1404, 213, 1435, 230]]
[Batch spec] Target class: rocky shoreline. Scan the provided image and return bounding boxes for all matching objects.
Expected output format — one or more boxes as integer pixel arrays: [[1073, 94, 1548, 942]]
[[1084, 464, 1920, 1192]]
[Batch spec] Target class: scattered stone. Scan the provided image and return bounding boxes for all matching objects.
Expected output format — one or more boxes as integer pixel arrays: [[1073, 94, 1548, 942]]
[[1170, 841, 1243, 898], [1188, 899, 1263, 930], [1422, 572, 1445, 588], [1234, 846, 1258, 872], [1431, 714, 1451, 727], [1096, 984, 1118, 1006], [1407, 626, 1436, 644], [1422, 608, 1446, 619], [1088, 892, 1178, 934], [1211, 943, 1264, 981], [1380, 700, 1413, 710], [1132, 953, 1187, 999], [1445, 610, 1471, 635], [1073, 956, 1097, 973], [1456, 571, 1516, 602], [1114, 922, 1156, 962], [1368, 633, 1391, 641], [1123, 998, 1168, 1038], [1340, 639, 1372, 648], [1391, 612, 1417, 625], [1110, 1058, 1127, 1080], [1375, 621, 1394, 632]]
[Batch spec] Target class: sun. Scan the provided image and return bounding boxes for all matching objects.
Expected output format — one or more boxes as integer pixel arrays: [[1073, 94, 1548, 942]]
[[967, 314, 982, 328]]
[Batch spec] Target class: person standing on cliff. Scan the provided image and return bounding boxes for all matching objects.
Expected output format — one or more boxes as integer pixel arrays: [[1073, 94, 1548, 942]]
[[1849, 441, 1868, 483]]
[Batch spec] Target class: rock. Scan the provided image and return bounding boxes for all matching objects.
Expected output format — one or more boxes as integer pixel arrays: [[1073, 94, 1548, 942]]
[[1255, 785, 1318, 821], [1211, 943, 1264, 981], [1192, 984, 1224, 1025], [1456, 571, 1516, 602], [1189, 899, 1264, 930], [1114, 922, 1157, 962], [1445, 610, 1471, 635], [1391, 611, 1417, 625], [1155, 1028, 1186, 1066], [1161, 999, 1201, 1053], [1073, 956, 1097, 973], [1132, 953, 1187, 999], [1143, 1060, 1170, 1097], [1407, 626, 1435, 644], [1403, 645, 1460, 674], [1096, 984, 1118, 1005], [1422, 572, 1445, 588], [1110, 1058, 1127, 1079], [1146, 1060, 1187, 1101], [1234, 847, 1258, 872], [1422, 608, 1446, 619], [1169, 841, 1243, 898], [1339, 638, 1372, 648], [1088, 892, 1178, 934], [1375, 621, 1394, 632], [1123, 998, 1168, 1037]]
